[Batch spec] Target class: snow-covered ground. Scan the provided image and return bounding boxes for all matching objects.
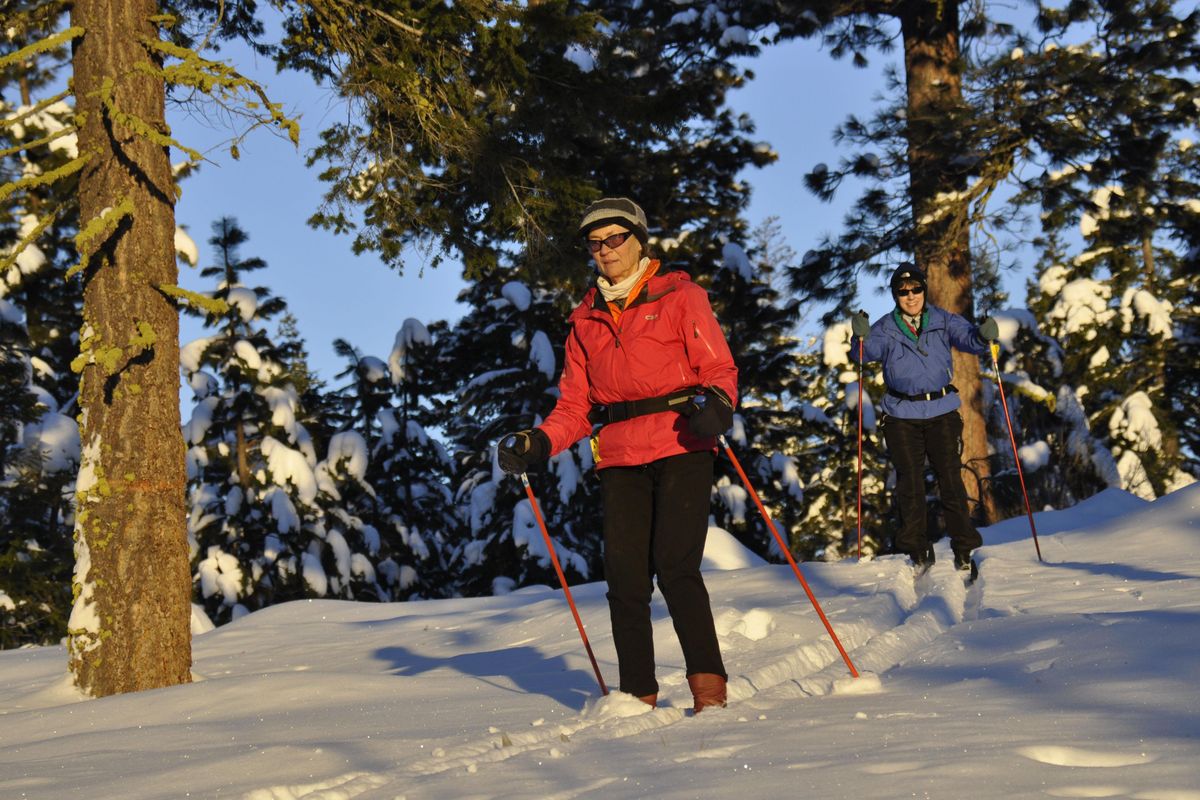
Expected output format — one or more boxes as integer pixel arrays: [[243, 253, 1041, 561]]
[[2, 485, 1198, 800]]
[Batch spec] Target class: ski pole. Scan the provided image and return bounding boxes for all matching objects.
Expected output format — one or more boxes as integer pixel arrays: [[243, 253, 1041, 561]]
[[856, 337, 864, 559], [988, 342, 1043, 562], [718, 436, 860, 678], [520, 473, 609, 695]]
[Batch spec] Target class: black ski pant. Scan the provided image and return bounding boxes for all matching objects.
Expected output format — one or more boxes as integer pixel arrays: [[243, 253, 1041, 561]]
[[882, 410, 983, 564], [599, 450, 726, 697]]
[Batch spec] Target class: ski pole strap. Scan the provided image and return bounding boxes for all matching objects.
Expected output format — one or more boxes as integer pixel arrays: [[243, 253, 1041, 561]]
[[886, 383, 958, 402], [588, 385, 701, 426]]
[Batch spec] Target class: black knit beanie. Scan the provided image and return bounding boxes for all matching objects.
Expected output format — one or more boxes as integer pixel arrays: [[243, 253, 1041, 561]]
[[889, 262, 927, 295]]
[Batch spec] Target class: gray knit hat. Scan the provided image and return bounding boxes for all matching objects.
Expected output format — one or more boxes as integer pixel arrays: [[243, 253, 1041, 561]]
[[577, 197, 649, 245]]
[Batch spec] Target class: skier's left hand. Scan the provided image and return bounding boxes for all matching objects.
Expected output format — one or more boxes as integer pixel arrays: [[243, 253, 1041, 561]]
[[680, 386, 733, 437], [978, 316, 1000, 342]]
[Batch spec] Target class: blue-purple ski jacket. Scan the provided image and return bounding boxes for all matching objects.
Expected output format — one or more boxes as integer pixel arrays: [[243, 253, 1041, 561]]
[[850, 304, 989, 420]]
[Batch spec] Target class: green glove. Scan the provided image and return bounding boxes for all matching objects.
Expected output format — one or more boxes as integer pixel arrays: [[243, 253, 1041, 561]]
[[851, 311, 871, 338]]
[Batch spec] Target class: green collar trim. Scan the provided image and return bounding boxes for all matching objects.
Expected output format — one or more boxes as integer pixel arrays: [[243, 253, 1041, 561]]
[[892, 308, 927, 343]]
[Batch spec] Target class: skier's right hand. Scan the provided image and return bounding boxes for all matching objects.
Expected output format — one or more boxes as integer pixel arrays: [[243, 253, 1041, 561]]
[[851, 310, 871, 339], [497, 428, 550, 475]]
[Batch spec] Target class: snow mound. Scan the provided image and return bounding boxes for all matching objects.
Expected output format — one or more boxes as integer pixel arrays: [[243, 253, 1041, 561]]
[[702, 526, 767, 571], [832, 672, 883, 696], [581, 690, 655, 720], [715, 608, 775, 641]]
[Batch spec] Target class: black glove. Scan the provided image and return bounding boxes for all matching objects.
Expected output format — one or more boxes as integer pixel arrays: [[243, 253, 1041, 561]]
[[497, 428, 550, 475], [680, 386, 734, 438], [978, 316, 1000, 342], [851, 310, 871, 338]]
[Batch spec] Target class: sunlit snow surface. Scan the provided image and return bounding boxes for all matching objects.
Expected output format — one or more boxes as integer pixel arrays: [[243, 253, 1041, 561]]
[[2, 486, 1199, 799]]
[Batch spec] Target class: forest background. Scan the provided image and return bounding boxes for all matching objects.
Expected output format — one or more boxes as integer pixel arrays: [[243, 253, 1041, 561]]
[[0, 0, 1196, 698]]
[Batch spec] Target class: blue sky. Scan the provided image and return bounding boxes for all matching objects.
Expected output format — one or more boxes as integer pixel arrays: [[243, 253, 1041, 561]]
[[169, 34, 907, 384]]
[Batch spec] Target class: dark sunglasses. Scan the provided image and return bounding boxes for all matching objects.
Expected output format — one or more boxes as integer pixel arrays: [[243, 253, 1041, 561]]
[[586, 231, 634, 253], [895, 287, 925, 297]]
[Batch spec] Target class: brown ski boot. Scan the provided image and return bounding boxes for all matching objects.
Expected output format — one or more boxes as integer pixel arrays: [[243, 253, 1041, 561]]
[[687, 673, 727, 714], [637, 693, 658, 708]]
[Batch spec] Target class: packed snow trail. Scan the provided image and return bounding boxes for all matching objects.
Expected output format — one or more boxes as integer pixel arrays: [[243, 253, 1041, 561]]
[[245, 544, 980, 796], [5, 487, 1198, 800]]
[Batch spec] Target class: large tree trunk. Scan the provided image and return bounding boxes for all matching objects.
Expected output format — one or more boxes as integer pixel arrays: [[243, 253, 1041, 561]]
[[899, 0, 997, 523], [68, 0, 192, 696]]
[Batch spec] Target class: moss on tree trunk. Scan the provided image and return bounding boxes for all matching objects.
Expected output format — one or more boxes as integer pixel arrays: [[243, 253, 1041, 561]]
[[68, 0, 191, 696]]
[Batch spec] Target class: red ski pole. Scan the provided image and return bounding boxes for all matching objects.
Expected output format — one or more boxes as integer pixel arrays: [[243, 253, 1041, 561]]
[[856, 337, 864, 559], [520, 473, 609, 695], [719, 436, 860, 678], [988, 342, 1043, 562]]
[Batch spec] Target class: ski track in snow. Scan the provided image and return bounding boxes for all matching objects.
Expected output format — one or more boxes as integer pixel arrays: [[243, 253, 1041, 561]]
[[244, 545, 982, 799]]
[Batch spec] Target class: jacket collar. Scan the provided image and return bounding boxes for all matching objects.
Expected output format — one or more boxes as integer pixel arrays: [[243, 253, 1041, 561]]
[[581, 266, 685, 317], [891, 307, 928, 343]]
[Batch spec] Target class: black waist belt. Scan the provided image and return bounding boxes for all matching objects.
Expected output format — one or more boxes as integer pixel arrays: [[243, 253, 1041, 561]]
[[589, 386, 701, 425], [887, 384, 958, 402]]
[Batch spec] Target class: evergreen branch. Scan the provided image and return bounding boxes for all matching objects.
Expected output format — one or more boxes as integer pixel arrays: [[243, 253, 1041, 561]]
[[66, 197, 136, 280], [94, 78, 203, 162], [156, 284, 231, 316], [0, 125, 78, 159], [138, 37, 301, 149], [0, 153, 90, 204], [0, 89, 72, 130], [0, 206, 62, 277], [988, 368, 1056, 412], [363, 5, 424, 39], [0, 26, 84, 71]]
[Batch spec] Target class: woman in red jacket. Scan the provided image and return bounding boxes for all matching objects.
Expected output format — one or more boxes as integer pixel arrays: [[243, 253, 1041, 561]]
[[497, 197, 737, 713]]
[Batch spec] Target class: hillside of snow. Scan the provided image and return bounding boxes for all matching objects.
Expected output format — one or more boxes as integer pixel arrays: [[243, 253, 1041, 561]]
[[2, 485, 1198, 800]]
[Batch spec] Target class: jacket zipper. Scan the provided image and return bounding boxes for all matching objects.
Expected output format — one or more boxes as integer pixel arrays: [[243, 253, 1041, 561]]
[[692, 321, 717, 358]]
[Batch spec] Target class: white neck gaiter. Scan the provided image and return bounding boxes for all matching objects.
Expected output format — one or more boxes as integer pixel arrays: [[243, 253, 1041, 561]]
[[597, 257, 651, 304]]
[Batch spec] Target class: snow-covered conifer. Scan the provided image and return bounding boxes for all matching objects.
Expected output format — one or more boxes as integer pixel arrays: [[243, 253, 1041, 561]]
[[0, 16, 82, 647], [182, 219, 331, 623], [985, 1, 1200, 496], [439, 278, 597, 596]]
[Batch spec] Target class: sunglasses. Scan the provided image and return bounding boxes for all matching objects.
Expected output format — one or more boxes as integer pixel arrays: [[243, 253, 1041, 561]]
[[586, 231, 634, 253], [895, 287, 925, 297]]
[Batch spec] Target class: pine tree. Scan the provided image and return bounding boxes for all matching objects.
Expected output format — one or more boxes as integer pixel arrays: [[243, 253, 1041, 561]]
[[0, 0, 301, 692], [278, 0, 771, 286], [183, 218, 328, 623], [1, 6, 83, 412], [374, 319, 457, 599], [63, 0, 194, 694], [0, 10, 80, 647], [436, 277, 599, 596], [319, 330, 456, 602], [787, 322, 895, 560], [705, 220, 812, 560], [0, 296, 72, 648], [981, 0, 1200, 495]]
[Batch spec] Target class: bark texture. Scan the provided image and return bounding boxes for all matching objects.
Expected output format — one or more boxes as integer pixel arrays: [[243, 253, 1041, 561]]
[[68, 0, 191, 696], [900, 0, 997, 522]]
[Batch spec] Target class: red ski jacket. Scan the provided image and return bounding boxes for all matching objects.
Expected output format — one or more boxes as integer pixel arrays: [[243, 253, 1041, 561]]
[[538, 266, 737, 469]]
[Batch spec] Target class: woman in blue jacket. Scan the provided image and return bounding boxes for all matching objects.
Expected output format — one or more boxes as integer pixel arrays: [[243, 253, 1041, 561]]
[[851, 263, 999, 575]]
